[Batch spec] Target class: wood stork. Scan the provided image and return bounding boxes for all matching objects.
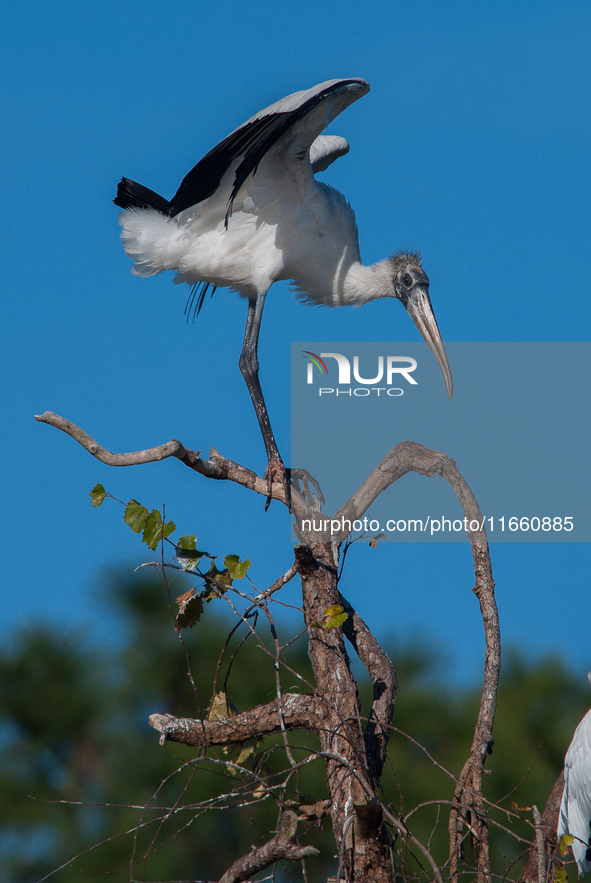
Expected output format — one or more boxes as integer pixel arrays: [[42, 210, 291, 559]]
[[114, 78, 453, 500], [559, 702, 591, 876]]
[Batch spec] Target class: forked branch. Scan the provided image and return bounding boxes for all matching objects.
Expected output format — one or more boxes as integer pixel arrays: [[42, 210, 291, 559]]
[[37, 413, 499, 883], [218, 809, 319, 883], [292, 441, 500, 883]]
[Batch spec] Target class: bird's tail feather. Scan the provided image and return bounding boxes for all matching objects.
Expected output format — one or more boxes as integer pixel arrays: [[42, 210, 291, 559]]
[[114, 177, 170, 214]]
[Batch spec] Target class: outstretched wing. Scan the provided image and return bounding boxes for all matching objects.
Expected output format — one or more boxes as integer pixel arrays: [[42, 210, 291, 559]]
[[309, 135, 350, 173], [167, 78, 369, 221]]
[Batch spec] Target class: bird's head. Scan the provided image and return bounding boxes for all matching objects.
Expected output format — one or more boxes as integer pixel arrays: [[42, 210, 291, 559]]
[[389, 251, 453, 399]]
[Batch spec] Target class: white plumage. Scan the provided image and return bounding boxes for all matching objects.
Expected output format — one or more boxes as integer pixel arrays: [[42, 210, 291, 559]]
[[114, 78, 452, 497], [559, 708, 591, 876]]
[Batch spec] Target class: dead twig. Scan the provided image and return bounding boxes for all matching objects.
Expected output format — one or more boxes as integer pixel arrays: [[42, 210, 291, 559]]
[[218, 809, 319, 883]]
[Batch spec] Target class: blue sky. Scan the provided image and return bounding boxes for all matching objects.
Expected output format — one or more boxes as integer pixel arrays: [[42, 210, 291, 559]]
[[2, 0, 590, 684]]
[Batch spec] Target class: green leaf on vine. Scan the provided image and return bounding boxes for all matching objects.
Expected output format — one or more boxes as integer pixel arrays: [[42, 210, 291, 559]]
[[142, 510, 176, 551], [90, 483, 108, 508], [124, 500, 150, 534], [176, 547, 205, 572], [204, 562, 233, 593], [224, 555, 251, 580], [175, 534, 216, 572]]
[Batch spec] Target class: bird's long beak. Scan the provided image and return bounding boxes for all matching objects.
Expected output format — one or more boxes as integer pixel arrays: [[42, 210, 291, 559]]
[[402, 286, 453, 399]]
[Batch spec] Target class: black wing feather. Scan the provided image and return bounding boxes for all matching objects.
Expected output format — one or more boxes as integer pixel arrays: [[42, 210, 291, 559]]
[[168, 80, 363, 221]]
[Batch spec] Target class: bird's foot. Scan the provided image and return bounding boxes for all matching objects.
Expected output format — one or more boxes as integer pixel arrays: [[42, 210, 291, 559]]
[[289, 469, 325, 511], [264, 457, 291, 512]]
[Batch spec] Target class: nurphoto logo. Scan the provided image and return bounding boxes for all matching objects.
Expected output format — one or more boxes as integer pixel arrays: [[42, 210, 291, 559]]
[[303, 350, 419, 397]]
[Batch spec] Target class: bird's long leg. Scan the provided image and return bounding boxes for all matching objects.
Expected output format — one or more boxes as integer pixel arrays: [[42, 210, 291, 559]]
[[238, 292, 289, 509]]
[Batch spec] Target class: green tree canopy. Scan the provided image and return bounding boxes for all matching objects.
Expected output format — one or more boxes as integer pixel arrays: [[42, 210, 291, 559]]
[[0, 569, 588, 882]]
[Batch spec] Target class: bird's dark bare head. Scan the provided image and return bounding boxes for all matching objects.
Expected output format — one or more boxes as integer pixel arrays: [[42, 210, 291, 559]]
[[389, 250, 429, 306], [387, 249, 453, 399]]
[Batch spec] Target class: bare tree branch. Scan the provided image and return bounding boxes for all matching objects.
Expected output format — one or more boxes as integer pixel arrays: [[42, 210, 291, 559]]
[[381, 803, 446, 883], [443, 449, 500, 883], [532, 806, 546, 883], [296, 798, 332, 820], [149, 693, 321, 747], [295, 542, 395, 881], [521, 772, 564, 883], [339, 592, 397, 784], [334, 440, 448, 530], [35, 411, 212, 470], [218, 810, 319, 883], [294, 440, 500, 883], [37, 409, 503, 883], [299, 439, 499, 883], [34, 410, 289, 504]]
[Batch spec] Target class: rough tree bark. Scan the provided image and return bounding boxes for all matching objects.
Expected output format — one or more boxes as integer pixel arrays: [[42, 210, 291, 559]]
[[295, 541, 392, 880], [36, 412, 500, 883], [520, 772, 565, 883], [218, 810, 320, 883]]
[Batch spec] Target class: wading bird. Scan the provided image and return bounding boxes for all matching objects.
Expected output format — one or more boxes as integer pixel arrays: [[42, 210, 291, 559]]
[[114, 78, 453, 501], [559, 700, 591, 876]]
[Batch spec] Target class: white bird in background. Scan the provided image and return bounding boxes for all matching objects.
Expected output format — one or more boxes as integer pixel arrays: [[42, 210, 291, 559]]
[[559, 697, 591, 876], [114, 78, 453, 500]]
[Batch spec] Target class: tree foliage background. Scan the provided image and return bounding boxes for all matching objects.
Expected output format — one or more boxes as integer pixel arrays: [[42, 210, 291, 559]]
[[1, 567, 587, 882]]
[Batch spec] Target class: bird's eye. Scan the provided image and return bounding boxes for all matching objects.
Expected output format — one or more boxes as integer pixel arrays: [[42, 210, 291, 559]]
[[401, 273, 413, 287]]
